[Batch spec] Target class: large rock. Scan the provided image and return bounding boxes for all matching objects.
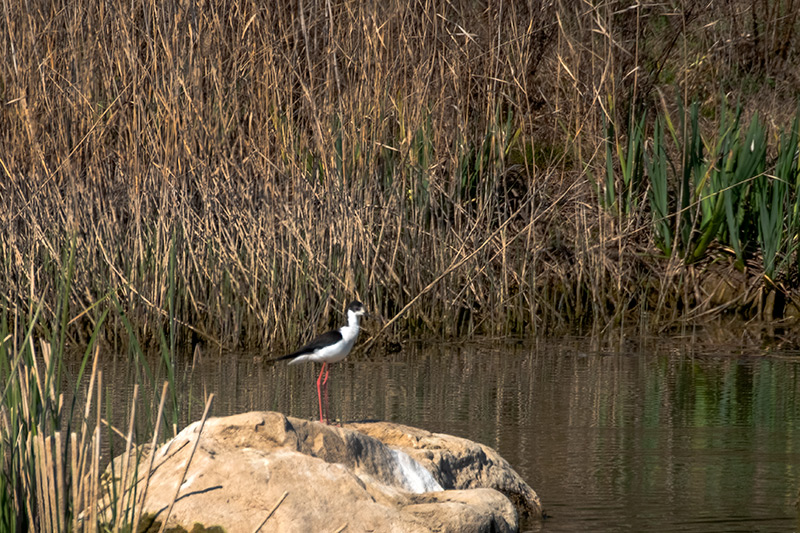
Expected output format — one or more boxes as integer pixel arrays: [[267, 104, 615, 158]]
[[105, 411, 540, 532]]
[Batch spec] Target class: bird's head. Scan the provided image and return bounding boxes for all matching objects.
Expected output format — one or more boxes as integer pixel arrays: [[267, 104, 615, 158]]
[[347, 301, 367, 318]]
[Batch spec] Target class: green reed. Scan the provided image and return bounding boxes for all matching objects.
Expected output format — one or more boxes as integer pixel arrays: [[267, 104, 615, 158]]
[[759, 112, 800, 280], [0, 250, 74, 530], [606, 94, 800, 283], [598, 105, 646, 219], [647, 116, 673, 255], [0, 239, 190, 531]]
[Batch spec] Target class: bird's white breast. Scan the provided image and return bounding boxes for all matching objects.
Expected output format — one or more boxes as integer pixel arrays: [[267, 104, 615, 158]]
[[308, 324, 359, 364]]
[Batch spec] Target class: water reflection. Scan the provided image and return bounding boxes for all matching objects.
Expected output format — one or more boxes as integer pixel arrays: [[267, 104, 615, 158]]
[[90, 339, 800, 532]]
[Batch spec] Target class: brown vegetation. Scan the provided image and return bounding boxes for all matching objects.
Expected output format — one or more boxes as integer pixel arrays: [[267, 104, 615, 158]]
[[2, 0, 799, 350]]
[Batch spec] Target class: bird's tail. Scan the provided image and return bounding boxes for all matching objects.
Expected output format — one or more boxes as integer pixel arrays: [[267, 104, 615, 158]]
[[272, 350, 308, 364]]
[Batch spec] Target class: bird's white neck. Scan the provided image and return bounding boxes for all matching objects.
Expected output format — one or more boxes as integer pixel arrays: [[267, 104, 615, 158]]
[[347, 309, 362, 330], [340, 309, 362, 341]]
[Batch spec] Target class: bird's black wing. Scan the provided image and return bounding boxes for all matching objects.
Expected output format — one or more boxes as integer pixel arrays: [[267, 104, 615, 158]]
[[276, 330, 343, 361]]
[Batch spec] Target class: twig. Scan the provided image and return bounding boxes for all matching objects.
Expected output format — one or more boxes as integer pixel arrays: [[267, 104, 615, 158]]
[[158, 394, 215, 533], [252, 490, 289, 533], [114, 383, 139, 531], [133, 381, 170, 533]]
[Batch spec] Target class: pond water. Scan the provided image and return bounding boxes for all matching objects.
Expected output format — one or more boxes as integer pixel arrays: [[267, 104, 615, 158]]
[[93, 337, 800, 532]]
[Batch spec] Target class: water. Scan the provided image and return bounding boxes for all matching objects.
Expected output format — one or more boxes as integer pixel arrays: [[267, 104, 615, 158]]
[[90, 338, 800, 532]]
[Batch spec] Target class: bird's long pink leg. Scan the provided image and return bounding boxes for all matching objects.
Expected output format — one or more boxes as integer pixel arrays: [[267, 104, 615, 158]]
[[316, 363, 327, 423], [322, 364, 331, 424]]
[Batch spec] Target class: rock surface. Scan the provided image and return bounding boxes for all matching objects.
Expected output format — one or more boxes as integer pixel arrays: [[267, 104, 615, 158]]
[[108, 411, 540, 532], [347, 421, 542, 520]]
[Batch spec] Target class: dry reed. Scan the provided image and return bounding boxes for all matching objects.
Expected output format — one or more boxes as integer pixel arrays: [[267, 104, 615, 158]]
[[0, 300, 174, 532], [2, 1, 799, 350]]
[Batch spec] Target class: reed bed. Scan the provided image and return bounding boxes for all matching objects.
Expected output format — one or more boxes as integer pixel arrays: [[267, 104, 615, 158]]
[[0, 240, 209, 531], [0, 294, 212, 531], [2, 0, 800, 352]]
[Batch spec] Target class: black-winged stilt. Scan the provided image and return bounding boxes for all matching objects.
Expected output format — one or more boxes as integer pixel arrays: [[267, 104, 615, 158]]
[[277, 301, 367, 424]]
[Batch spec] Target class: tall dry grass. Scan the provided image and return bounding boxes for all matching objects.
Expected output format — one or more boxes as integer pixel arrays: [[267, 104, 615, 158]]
[[2, 0, 799, 349], [0, 242, 202, 531]]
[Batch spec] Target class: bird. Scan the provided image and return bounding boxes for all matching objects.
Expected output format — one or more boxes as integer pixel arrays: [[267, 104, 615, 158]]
[[276, 301, 367, 424]]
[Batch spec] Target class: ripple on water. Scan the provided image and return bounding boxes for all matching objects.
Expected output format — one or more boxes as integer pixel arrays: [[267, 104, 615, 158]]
[[86, 339, 800, 533]]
